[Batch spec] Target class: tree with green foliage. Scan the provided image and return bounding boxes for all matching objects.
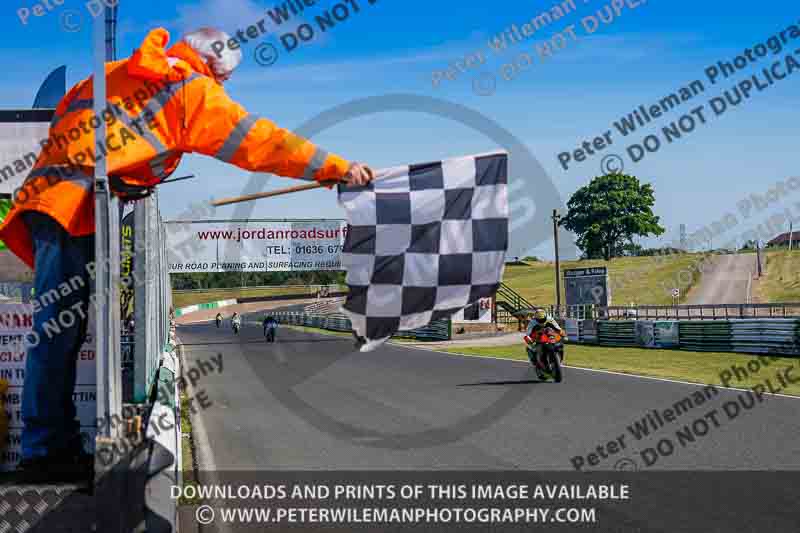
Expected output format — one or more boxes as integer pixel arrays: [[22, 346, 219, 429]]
[[560, 174, 665, 261]]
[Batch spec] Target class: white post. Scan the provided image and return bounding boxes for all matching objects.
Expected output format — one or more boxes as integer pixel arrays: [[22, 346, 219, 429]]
[[94, 4, 121, 441]]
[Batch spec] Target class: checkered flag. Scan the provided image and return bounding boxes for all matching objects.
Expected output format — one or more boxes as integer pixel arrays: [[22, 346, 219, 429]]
[[337, 151, 508, 351]]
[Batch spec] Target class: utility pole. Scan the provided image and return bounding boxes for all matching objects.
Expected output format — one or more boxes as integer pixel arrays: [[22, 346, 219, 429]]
[[756, 240, 763, 278], [789, 221, 794, 251], [680, 224, 687, 251], [552, 209, 562, 311]]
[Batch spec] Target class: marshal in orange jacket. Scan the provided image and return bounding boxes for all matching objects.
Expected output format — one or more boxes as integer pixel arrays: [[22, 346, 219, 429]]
[[0, 28, 351, 268]]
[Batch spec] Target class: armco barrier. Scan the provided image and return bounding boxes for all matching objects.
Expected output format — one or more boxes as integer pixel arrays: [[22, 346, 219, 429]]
[[173, 284, 346, 295], [173, 293, 350, 318], [305, 296, 347, 314], [274, 312, 452, 342], [144, 346, 181, 533], [237, 291, 347, 304], [572, 318, 800, 356], [174, 298, 237, 318]]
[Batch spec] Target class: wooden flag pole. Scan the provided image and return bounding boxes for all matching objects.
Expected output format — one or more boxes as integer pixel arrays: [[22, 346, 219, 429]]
[[211, 181, 328, 207]]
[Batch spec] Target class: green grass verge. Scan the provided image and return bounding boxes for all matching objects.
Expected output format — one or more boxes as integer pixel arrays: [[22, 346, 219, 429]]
[[440, 344, 800, 396], [173, 286, 317, 309], [759, 250, 800, 301], [503, 254, 706, 306], [285, 324, 354, 338]]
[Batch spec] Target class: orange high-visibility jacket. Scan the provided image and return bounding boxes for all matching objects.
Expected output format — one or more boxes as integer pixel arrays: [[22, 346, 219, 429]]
[[0, 28, 351, 268]]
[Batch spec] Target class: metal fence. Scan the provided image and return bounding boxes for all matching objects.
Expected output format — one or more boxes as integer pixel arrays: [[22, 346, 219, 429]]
[[132, 193, 174, 403], [273, 311, 452, 342], [304, 297, 347, 314], [173, 283, 346, 294], [551, 303, 800, 321]]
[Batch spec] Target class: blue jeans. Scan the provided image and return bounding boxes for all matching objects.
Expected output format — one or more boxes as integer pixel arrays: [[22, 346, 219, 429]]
[[22, 212, 93, 459]]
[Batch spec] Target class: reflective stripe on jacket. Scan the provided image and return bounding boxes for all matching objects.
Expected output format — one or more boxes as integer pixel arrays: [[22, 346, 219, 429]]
[[0, 28, 351, 268]]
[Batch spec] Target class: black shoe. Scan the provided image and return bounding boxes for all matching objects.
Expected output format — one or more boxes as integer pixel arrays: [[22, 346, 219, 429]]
[[17, 448, 94, 485]]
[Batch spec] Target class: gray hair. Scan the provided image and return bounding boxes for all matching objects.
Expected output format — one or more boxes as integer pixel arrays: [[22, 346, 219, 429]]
[[182, 27, 243, 78]]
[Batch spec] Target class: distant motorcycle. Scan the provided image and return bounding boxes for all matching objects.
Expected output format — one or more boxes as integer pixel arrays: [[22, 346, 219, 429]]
[[524, 327, 564, 383], [232, 318, 241, 335]]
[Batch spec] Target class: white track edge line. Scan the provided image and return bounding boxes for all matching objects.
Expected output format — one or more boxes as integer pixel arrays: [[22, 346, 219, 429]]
[[174, 333, 234, 533]]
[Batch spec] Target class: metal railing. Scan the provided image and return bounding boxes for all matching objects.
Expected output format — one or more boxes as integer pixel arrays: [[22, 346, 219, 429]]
[[173, 283, 346, 294], [132, 193, 173, 402], [551, 303, 800, 321], [494, 283, 535, 328], [304, 297, 347, 314], [496, 283, 535, 312], [274, 311, 452, 341]]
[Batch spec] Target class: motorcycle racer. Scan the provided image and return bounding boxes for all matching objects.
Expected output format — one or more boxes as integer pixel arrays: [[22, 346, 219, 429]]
[[263, 315, 278, 342], [525, 309, 565, 339], [524, 309, 567, 373]]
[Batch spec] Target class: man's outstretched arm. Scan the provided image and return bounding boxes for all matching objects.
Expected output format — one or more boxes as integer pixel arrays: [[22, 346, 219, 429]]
[[179, 77, 373, 186]]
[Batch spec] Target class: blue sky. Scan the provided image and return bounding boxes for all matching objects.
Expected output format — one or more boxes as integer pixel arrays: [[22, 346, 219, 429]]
[[3, 0, 800, 258]]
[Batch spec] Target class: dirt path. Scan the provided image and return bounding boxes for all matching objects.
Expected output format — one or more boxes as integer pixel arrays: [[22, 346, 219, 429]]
[[685, 253, 756, 305]]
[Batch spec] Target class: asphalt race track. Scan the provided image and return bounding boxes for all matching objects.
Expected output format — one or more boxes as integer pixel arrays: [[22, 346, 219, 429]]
[[179, 319, 799, 471], [177, 318, 800, 531]]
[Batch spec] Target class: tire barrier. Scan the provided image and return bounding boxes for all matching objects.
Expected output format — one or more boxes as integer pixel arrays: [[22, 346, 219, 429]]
[[570, 318, 800, 356], [555, 303, 800, 321], [597, 321, 638, 347]]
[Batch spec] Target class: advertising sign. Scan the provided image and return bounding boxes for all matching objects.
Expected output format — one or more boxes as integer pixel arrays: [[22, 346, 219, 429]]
[[452, 298, 492, 323], [564, 266, 611, 307], [0, 303, 96, 470], [564, 318, 580, 339], [1, 110, 53, 271], [655, 321, 680, 348], [0, 110, 53, 195], [120, 211, 135, 326], [634, 320, 656, 348], [166, 220, 348, 273]]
